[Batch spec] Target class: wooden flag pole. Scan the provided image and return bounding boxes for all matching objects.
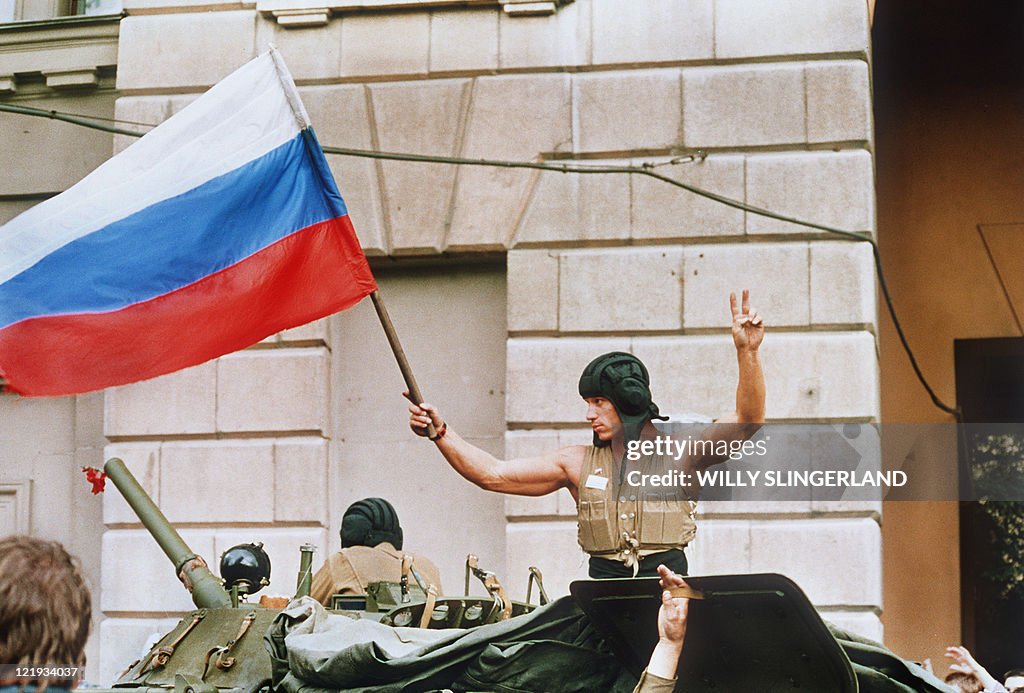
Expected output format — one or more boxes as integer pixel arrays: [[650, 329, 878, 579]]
[[369, 289, 437, 439]]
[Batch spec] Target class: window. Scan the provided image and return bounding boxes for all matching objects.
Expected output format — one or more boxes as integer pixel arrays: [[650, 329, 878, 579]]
[[0, 0, 121, 22], [72, 0, 121, 14]]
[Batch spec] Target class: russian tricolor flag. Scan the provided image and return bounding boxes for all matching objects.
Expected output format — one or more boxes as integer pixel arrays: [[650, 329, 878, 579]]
[[0, 49, 376, 397]]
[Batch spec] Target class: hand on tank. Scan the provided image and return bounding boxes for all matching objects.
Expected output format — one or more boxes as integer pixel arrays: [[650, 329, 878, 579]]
[[404, 390, 444, 438], [644, 564, 690, 682], [730, 289, 764, 352], [656, 564, 689, 647]]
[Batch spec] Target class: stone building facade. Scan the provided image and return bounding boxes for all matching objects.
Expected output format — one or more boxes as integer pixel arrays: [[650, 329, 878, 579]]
[[0, 0, 881, 683]]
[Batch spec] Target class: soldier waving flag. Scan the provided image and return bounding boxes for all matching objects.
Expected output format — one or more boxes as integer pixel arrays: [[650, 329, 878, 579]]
[[408, 290, 766, 578]]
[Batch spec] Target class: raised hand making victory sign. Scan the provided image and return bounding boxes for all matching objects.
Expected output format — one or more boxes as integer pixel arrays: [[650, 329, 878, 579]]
[[731, 288, 764, 352]]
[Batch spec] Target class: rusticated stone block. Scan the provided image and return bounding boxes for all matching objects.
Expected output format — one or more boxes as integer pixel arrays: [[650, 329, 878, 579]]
[[103, 443, 161, 526], [682, 64, 805, 148], [745, 150, 874, 235], [699, 497, 813, 516], [686, 518, 751, 575], [631, 155, 745, 240], [255, 14, 342, 81], [159, 441, 275, 523], [2, 94, 117, 193], [447, 74, 571, 250], [429, 9, 499, 73], [503, 431, 574, 517], [631, 335, 738, 418], [507, 249, 559, 332], [98, 617, 182, 686], [810, 240, 876, 325], [462, 74, 572, 159], [559, 248, 684, 332], [513, 164, 631, 245], [810, 498, 883, 516], [213, 527, 327, 597], [101, 528, 216, 612], [117, 12, 256, 91], [277, 317, 330, 344], [591, 0, 713, 65], [807, 61, 872, 143], [104, 362, 217, 437], [763, 332, 879, 420], [505, 491, 559, 518], [340, 12, 429, 77], [113, 96, 171, 155], [446, 167, 528, 251], [574, 69, 682, 153], [274, 438, 328, 523], [498, 0, 589, 69], [683, 243, 810, 328], [715, 0, 869, 59], [215, 348, 329, 433], [368, 79, 468, 254], [749, 517, 881, 606], [631, 332, 879, 421]]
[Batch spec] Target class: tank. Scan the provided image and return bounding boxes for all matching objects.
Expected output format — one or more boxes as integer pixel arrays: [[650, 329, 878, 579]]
[[96, 457, 541, 693], [94, 457, 946, 693]]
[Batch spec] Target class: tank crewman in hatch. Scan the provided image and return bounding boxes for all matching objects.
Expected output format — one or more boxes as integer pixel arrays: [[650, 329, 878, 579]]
[[310, 497, 443, 604], [408, 291, 765, 579]]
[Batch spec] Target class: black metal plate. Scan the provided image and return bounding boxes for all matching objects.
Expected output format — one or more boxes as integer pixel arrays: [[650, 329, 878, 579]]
[[570, 573, 858, 693]]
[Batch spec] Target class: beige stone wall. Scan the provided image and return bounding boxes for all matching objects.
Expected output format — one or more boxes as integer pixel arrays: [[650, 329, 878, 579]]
[[0, 0, 881, 680]]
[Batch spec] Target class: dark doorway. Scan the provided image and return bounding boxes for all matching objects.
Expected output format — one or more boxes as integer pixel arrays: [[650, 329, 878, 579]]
[[955, 337, 1024, 677]]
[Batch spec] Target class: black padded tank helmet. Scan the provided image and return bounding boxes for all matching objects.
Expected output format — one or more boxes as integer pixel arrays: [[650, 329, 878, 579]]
[[340, 497, 404, 550], [578, 351, 666, 447]]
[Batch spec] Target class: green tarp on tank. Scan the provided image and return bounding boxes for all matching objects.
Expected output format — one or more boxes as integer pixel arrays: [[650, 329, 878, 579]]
[[266, 596, 636, 693], [265, 596, 952, 693]]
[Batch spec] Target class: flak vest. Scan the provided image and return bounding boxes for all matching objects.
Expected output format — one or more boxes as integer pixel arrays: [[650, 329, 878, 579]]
[[577, 445, 697, 571], [309, 543, 443, 605]]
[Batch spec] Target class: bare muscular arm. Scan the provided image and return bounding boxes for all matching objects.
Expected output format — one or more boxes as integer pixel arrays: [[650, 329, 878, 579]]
[[408, 397, 584, 496]]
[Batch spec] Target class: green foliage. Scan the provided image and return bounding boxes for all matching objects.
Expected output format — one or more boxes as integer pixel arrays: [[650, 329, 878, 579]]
[[972, 432, 1024, 598]]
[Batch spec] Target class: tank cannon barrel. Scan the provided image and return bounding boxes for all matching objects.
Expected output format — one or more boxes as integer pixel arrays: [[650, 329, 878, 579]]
[[104, 457, 232, 608]]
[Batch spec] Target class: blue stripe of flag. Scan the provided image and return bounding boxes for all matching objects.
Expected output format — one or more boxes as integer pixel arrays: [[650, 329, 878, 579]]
[[0, 130, 346, 330]]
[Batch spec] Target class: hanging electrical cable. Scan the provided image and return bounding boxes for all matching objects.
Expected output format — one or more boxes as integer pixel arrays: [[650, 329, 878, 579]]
[[0, 101, 961, 417]]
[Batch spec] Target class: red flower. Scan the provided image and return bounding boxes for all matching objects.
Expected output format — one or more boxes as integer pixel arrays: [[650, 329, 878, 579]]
[[82, 466, 107, 494]]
